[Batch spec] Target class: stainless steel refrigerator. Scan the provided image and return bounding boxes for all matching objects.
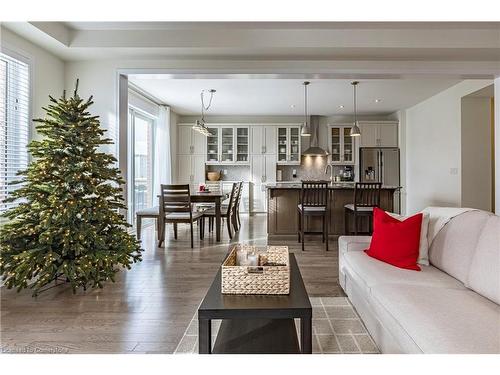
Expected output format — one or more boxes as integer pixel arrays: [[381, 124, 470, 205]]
[[359, 147, 400, 212]]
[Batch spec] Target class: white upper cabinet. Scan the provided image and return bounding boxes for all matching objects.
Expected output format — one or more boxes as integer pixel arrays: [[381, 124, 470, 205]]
[[206, 126, 219, 162], [359, 122, 398, 148], [329, 125, 356, 164], [176, 154, 205, 188], [235, 127, 250, 162], [358, 124, 378, 148], [178, 126, 192, 155], [205, 125, 250, 164], [220, 126, 235, 162], [276, 126, 301, 165], [178, 125, 206, 155], [250, 125, 277, 155], [378, 123, 399, 147]]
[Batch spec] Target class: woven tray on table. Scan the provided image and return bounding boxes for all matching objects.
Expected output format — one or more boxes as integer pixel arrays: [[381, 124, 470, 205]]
[[221, 245, 290, 295]]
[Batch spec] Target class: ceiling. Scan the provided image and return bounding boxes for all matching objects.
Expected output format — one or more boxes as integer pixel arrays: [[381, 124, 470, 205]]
[[128, 77, 461, 116], [2, 22, 499, 72], [63, 22, 500, 31], [465, 84, 495, 97]]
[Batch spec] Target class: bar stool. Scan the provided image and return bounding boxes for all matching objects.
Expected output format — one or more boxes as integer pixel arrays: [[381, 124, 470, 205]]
[[344, 182, 382, 235], [297, 180, 329, 251]]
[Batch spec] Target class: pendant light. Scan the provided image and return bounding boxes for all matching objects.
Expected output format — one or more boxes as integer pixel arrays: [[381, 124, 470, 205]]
[[192, 89, 216, 136], [350, 81, 361, 137], [301, 80, 328, 156], [300, 81, 311, 137]]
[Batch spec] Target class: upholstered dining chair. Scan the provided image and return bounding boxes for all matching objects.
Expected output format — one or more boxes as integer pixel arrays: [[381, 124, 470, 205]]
[[158, 184, 204, 248], [202, 182, 239, 239], [136, 206, 159, 240], [221, 181, 243, 232], [233, 181, 243, 231]]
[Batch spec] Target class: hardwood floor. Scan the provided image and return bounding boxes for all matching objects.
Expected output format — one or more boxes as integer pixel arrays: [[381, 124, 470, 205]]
[[1, 214, 344, 354]]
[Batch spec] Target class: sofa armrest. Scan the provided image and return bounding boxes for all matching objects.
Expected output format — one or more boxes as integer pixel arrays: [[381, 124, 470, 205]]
[[338, 236, 372, 255]]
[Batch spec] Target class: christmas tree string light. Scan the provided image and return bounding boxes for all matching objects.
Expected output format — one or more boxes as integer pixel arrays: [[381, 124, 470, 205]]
[[0, 80, 143, 296]]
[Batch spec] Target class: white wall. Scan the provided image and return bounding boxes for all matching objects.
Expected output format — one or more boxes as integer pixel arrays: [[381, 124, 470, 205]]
[[65, 61, 119, 154], [0, 27, 65, 140], [404, 80, 492, 213], [461, 96, 492, 211], [388, 110, 407, 214]]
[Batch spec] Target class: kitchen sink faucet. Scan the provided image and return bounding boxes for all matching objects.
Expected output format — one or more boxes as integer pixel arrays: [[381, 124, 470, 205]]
[[324, 164, 334, 183]]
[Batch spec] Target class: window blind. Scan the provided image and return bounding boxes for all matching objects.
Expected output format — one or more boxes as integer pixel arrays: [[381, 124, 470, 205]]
[[0, 52, 30, 214]]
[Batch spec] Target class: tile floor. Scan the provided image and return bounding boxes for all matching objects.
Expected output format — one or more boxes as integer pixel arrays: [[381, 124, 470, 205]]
[[174, 296, 379, 354]]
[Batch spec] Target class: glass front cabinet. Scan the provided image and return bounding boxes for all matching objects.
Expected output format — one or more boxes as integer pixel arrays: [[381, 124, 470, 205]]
[[329, 125, 355, 164], [277, 126, 301, 165], [206, 127, 219, 162], [220, 126, 234, 162], [206, 125, 249, 164], [236, 127, 249, 162]]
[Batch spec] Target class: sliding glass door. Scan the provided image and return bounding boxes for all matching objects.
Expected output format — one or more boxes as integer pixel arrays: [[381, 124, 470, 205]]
[[128, 108, 155, 223]]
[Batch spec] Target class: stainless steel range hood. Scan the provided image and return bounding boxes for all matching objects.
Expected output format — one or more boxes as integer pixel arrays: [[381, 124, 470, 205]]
[[302, 115, 328, 156]]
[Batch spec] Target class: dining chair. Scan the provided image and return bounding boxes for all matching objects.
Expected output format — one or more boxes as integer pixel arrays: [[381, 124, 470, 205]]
[[202, 182, 239, 239], [135, 206, 159, 240], [221, 181, 243, 232], [344, 182, 382, 235], [233, 182, 243, 231], [158, 184, 204, 248], [297, 180, 329, 251]]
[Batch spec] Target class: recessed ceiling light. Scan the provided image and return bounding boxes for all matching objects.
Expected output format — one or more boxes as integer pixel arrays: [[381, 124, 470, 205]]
[[290, 104, 296, 109], [338, 105, 344, 109], [375, 99, 382, 103]]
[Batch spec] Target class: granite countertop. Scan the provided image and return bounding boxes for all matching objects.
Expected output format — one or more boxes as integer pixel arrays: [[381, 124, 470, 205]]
[[266, 182, 400, 190]]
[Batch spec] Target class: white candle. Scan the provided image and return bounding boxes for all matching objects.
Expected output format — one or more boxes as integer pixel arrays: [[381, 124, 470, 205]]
[[236, 249, 248, 266], [247, 252, 259, 266]]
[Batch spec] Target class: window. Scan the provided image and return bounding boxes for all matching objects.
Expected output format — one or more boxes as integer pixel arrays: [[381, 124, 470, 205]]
[[0, 52, 30, 214], [128, 108, 155, 223]]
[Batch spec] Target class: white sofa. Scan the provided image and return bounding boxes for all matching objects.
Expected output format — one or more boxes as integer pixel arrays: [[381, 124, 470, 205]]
[[338, 210, 500, 354]]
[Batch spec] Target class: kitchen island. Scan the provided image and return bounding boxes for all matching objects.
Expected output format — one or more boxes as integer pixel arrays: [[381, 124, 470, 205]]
[[266, 183, 399, 238]]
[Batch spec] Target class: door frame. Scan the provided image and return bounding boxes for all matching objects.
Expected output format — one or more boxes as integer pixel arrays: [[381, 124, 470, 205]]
[[128, 107, 156, 223]]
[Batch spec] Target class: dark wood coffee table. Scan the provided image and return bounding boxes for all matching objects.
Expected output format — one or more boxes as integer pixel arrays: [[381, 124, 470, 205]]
[[198, 253, 312, 354]]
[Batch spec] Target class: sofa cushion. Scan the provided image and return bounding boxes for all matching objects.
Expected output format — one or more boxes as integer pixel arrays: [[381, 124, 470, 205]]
[[388, 211, 430, 266], [467, 215, 500, 305], [366, 208, 422, 271], [342, 251, 466, 295], [338, 235, 372, 254], [370, 284, 500, 353], [429, 210, 491, 283]]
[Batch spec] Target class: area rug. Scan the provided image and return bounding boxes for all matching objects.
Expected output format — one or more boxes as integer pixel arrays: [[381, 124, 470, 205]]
[[174, 296, 379, 354]]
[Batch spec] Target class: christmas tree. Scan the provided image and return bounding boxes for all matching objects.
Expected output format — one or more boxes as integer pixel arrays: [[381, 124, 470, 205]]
[[0, 80, 142, 296]]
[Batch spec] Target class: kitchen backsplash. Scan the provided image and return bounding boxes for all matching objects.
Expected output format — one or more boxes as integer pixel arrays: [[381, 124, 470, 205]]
[[206, 165, 250, 181], [206, 162, 354, 182], [277, 158, 355, 181]]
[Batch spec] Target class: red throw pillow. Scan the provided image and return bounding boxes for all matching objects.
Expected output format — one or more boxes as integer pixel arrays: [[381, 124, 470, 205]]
[[365, 208, 423, 271]]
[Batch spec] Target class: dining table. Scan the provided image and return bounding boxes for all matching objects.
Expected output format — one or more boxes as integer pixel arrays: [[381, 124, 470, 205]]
[[157, 190, 229, 243], [190, 190, 229, 242]]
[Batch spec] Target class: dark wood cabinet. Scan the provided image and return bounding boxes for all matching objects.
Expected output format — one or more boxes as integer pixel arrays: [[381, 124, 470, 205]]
[[267, 186, 397, 238]]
